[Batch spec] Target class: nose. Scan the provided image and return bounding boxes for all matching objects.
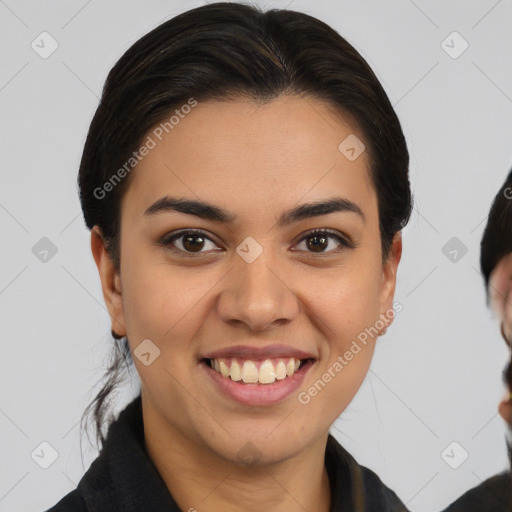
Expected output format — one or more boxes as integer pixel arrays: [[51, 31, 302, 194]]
[[216, 250, 300, 332]]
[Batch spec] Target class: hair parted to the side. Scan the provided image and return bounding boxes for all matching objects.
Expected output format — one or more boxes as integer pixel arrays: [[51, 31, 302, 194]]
[[78, 1, 412, 452]]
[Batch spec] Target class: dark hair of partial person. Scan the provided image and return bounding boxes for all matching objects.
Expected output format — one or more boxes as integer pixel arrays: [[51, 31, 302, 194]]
[[480, 167, 512, 478], [77, 1, 413, 451], [480, 167, 512, 297]]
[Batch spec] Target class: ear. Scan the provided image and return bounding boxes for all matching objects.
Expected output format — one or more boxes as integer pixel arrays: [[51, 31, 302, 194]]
[[499, 397, 512, 426], [90, 226, 126, 337], [378, 232, 402, 327], [489, 253, 512, 342]]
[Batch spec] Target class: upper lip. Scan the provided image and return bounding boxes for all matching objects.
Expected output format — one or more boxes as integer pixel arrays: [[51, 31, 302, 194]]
[[202, 344, 316, 360]]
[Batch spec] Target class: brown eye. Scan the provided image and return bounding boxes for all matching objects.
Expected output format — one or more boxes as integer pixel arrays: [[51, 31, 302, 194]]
[[162, 230, 220, 255], [295, 229, 352, 254], [182, 234, 206, 252], [306, 233, 329, 252]]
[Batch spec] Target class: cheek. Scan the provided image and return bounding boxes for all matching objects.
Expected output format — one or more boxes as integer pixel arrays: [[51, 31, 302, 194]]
[[121, 248, 216, 340], [119, 254, 211, 402], [313, 255, 383, 340], [306, 253, 382, 407]]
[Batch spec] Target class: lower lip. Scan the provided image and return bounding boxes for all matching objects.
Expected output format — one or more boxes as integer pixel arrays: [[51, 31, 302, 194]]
[[200, 360, 313, 406]]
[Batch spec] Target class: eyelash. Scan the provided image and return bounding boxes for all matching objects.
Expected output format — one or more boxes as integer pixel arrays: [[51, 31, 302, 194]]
[[160, 228, 353, 257]]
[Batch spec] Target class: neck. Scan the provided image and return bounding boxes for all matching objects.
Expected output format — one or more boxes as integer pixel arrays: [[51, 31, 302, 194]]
[[142, 400, 331, 512]]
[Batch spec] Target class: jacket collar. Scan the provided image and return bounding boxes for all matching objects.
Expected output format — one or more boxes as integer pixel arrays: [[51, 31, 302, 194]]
[[77, 394, 407, 512], [78, 395, 181, 511]]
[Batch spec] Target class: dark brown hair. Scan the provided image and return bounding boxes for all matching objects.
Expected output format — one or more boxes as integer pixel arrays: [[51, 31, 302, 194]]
[[480, 168, 512, 491], [78, 1, 412, 451], [481, 167, 512, 296]]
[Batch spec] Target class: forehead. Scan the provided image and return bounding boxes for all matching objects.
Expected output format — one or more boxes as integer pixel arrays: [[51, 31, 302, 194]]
[[121, 95, 377, 227]]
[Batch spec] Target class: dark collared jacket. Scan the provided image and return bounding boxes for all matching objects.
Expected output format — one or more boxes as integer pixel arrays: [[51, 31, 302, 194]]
[[44, 395, 409, 512], [442, 471, 512, 512]]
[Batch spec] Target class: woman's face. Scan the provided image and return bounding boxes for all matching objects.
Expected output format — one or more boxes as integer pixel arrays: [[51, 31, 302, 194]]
[[93, 95, 401, 465]]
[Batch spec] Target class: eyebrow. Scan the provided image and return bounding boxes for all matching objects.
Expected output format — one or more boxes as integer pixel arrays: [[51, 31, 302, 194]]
[[143, 196, 366, 226]]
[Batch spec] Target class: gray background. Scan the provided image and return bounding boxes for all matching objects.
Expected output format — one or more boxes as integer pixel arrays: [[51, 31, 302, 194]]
[[1, 1, 512, 511]]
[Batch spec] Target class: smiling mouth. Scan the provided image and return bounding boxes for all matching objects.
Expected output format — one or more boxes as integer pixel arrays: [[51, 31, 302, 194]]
[[202, 357, 314, 384]]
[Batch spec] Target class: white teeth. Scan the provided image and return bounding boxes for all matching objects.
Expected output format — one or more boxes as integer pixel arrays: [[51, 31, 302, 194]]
[[210, 357, 305, 384], [219, 360, 230, 377], [230, 360, 242, 381], [241, 361, 259, 383], [258, 359, 276, 384], [275, 361, 287, 380]]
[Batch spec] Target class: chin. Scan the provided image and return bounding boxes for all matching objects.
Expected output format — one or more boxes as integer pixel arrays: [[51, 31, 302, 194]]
[[204, 423, 320, 468]]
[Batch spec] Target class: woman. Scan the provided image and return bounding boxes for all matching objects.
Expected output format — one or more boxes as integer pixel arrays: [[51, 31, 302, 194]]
[[443, 169, 512, 511], [45, 2, 412, 511]]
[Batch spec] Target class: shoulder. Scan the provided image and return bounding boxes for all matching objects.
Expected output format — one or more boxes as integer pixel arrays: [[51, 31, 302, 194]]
[[442, 471, 511, 512], [326, 435, 409, 511], [43, 490, 88, 512], [356, 463, 409, 511]]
